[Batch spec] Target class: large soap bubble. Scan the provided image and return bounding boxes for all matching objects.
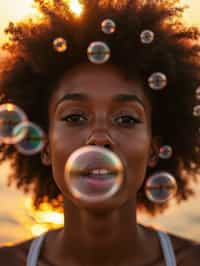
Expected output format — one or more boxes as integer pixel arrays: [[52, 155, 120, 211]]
[[64, 146, 124, 203]]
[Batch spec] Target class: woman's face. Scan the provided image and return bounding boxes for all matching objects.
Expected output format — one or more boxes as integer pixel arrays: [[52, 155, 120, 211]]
[[46, 63, 156, 211]]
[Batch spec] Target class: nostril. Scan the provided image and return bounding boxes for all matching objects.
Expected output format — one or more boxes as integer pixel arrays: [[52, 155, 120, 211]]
[[104, 144, 111, 149]]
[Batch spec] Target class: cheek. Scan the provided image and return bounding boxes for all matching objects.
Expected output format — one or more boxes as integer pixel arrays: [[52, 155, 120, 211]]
[[123, 129, 151, 193], [48, 123, 86, 196]]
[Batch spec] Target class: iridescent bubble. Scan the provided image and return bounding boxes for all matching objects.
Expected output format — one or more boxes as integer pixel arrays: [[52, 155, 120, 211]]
[[101, 19, 116, 34], [0, 103, 28, 144], [159, 145, 173, 159], [64, 145, 124, 203], [53, 37, 68, 53], [148, 72, 167, 90], [140, 30, 154, 44], [87, 41, 111, 64], [13, 122, 46, 155], [193, 105, 200, 117], [145, 171, 177, 204], [196, 86, 200, 100]]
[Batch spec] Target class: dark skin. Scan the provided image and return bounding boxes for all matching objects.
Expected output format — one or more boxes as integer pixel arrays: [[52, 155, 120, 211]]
[[42, 63, 160, 266], [0, 63, 200, 266]]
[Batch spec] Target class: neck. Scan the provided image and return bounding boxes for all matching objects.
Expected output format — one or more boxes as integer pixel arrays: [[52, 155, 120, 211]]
[[54, 199, 147, 266]]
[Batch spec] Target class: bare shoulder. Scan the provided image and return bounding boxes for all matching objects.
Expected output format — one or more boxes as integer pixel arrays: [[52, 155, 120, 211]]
[[169, 232, 200, 266], [0, 238, 33, 266]]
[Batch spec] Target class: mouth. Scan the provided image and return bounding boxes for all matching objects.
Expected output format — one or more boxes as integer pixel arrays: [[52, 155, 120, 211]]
[[65, 146, 125, 200], [78, 170, 117, 189]]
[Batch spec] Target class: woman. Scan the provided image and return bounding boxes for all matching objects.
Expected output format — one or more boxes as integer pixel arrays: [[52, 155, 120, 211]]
[[0, 0, 200, 265]]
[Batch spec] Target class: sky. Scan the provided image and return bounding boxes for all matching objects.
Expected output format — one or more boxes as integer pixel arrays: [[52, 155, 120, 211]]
[[0, 0, 200, 43]]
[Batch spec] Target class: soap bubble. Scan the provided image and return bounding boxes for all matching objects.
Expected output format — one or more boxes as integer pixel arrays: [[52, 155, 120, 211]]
[[193, 105, 200, 117], [196, 86, 200, 100], [53, 37, 68, 53], [87, 41, 111, 64], [159, 145, 173, 159], [13, 121, 46, 155], [145, 171, 177, 204], [64, 145, 124, 203], [0, 103, 28, 144], [140, 30, 154, 44], [148, 72, 167, 90], [101, 19, 116, 34]]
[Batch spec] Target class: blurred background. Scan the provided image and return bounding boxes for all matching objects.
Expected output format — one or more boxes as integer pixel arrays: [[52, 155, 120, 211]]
[[0, 0, 200, 246]]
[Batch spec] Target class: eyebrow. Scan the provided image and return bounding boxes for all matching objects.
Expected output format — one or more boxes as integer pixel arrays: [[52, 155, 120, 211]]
[[55, 93, 145, 109]]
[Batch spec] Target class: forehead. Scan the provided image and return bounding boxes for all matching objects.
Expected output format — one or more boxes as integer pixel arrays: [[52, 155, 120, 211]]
[[49, 63, 151, 110]]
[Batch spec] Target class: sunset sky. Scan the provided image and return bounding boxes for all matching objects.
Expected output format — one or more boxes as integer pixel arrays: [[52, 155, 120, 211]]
[[0, 0, 200, 43]]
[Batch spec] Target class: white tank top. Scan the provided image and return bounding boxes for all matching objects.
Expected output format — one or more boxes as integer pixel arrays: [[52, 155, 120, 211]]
[[27, 230, 177, 266]]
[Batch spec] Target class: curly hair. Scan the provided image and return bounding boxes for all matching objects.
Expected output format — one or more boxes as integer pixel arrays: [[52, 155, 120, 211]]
[[0, 0, 200, 215]]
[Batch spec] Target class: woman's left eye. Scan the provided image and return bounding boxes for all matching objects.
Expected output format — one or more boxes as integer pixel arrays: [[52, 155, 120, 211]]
[[114, 115, 141, 127]]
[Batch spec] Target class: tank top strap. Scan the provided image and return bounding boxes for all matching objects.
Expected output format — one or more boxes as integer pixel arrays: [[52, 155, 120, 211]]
[[157, 230, 177, 266], [26, 233, 47, 266], [27, 230, 177, 266]]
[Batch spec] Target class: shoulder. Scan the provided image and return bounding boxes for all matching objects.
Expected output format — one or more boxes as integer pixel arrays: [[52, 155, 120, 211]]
[[0, 238, 33, 266], [168, 232, 200, 266]]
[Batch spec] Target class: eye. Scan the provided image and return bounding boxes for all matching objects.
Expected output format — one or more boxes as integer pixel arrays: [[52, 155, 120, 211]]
[[114, 115, 141, 127], [61, 113, 87, 124]]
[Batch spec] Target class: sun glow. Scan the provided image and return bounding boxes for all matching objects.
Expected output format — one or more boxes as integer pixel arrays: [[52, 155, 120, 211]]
[[24, 197, 64, 237], [68, 0, 84, 17]]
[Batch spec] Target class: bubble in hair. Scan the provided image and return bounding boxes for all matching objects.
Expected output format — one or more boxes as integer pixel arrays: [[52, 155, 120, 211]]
[[148, 72, 168, 90], [101, 19, 116, 34], [87, 41, 111, 64], [140, 30, 154, 44], [159, 145, 173, 159], [53, 37, 68, 53]]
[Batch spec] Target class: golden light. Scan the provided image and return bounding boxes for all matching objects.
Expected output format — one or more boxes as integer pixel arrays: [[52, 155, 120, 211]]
[[23, 197, 64, 237], [6, 103, 14, 111], [68, 0, 84, 17], [5, 0, 39, 22]]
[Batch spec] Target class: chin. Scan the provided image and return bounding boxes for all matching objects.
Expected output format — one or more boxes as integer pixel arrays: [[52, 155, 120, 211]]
[[70, 191, 130, 215]]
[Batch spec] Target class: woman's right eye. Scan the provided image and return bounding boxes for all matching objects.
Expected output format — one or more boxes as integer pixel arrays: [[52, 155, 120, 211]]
[[61, 114, 87, 124]]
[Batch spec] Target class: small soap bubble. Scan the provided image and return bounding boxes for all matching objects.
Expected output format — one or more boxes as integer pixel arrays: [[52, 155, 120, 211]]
[[53, 37, 68, 53], [87, 41, 111, 64], [64, 145, 124, 203], [148, 72, 167, 90], [145, 171, 177, 204], [159, 145, 173, 159], [101, 19, 116, 34], [193, 105, 200, 117], [0, 103, 28, 144], [195, 86, 200, 100], [13, 122, 46, 155], [140, 30, 154, 44]]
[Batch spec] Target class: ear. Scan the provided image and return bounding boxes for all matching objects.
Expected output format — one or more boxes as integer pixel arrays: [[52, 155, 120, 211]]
[[41, 139, 51, 166], [148, 136, 162, 168]]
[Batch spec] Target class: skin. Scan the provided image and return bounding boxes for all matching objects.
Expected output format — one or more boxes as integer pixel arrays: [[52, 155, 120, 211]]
[[0, 63, 199, 266], [41, 63, 161, 266]]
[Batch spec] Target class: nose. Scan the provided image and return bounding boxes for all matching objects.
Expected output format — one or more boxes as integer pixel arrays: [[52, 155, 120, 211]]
[[86, 130, 114, 150]]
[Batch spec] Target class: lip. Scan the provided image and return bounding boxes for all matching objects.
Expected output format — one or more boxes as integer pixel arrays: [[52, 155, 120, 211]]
[[81, 170, 118, 176], [79, 173, 116, 191]]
